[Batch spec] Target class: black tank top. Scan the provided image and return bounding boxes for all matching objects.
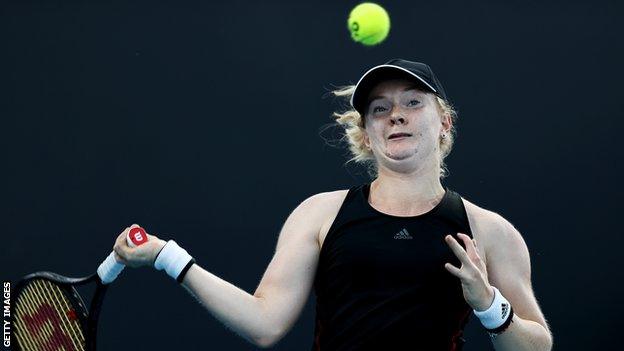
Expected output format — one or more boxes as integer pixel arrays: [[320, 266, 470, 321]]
[[312, 183, 473, 351]]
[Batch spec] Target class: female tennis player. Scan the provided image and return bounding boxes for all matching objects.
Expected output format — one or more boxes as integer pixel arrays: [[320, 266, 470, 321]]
[[113, 59, 553, 350]]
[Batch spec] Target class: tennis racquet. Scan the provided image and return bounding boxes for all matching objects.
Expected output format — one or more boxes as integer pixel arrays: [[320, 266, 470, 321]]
[[11, 226, 149, 351]]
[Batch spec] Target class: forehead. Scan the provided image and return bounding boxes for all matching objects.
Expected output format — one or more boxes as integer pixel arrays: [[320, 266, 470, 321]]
[[367, 78, 428, 100]]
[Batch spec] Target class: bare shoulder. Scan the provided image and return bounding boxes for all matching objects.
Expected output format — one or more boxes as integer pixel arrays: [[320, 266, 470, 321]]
[[304, 189, 349, 208], [302, 190, 349, 249], [461, 197, 510, 232], [461, 197, 520, 264]]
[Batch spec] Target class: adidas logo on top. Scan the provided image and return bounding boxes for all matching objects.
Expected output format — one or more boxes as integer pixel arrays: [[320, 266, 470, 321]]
[[393, 228, 413, 239], [501, 302, 509, 318]]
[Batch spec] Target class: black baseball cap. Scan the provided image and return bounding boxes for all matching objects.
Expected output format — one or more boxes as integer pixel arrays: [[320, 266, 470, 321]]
[[350, 59, 448, 115]]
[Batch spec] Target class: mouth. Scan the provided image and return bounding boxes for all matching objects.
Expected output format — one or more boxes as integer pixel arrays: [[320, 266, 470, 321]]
[[388, 132, 413, 140]]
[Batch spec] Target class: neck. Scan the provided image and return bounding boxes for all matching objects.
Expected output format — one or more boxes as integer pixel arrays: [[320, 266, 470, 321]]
[[369, 159, 445, 216]]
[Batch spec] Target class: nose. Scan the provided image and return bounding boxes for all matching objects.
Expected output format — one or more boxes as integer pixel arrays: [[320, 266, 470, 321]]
[[390, 109, 406, 125]]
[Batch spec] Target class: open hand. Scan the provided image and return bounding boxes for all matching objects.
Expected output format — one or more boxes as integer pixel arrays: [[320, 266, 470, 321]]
[[444, 233, 495, 311]]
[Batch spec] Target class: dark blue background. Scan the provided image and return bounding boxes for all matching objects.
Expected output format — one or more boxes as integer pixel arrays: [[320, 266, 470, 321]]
[[3, 0, 622, 349]]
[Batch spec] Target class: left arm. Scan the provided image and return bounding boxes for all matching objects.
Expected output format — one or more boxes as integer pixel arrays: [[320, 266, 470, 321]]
[[485, 216, 553, 350], [444, 214, 553, 351]]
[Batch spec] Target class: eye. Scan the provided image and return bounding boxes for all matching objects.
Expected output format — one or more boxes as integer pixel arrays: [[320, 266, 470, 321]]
[[373, 106, 387, 113], [407, 99, 420, 107]]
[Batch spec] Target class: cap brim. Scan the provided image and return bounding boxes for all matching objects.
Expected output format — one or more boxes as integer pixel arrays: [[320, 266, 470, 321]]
[[350, 65, 439, 114]]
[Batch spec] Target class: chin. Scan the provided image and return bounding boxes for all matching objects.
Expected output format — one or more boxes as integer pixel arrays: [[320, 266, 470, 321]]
[[384, 151, 416, 161]]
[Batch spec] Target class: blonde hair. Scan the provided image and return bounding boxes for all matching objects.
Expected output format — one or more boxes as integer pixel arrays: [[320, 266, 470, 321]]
[[330, 85, 458, 179]]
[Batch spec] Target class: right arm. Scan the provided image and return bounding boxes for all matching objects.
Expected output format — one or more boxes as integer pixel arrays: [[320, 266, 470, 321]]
[[114, 191, 343, 348], [180, 192, 334, 347]]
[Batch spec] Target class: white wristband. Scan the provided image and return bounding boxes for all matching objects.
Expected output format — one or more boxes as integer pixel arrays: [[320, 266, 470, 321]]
[[473, 286, 513, 330], [154, 240, 195, 282]]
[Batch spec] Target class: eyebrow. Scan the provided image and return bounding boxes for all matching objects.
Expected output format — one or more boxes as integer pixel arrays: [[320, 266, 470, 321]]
[[367, 85, 425, 104]]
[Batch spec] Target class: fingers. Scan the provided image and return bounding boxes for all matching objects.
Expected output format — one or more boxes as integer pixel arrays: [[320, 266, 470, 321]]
[[112, 224, 158, 268], [444, 234, 469, 279], [114, 228, 129, 248], [444, 233, 488, 281], [457, 233, 479, 259], [114, 230, 126, 246], [113, 226, 136, 261], [445, 233, 484, 280], [444, 262, 462, 278], [114, 224, 145, 247], [444, 234, 471, 266], [113, 251, 128, 265]]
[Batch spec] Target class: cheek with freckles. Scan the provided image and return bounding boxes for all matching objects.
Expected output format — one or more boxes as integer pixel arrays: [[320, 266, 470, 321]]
[[364, 124, 383, 149]]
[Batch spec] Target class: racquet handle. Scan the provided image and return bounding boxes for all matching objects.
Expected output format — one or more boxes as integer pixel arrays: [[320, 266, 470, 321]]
[[127, 226, 149, 247], [97, 227, 149, 284]]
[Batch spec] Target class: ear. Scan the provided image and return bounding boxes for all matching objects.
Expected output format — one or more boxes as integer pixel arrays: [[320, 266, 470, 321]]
[[432, 95, 452, 134], [363, 131, 370, 149], [440, 111, 452, 134]]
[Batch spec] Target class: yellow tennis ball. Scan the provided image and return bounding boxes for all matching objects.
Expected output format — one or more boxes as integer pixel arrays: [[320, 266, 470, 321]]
[[348, 3, 391, 46]]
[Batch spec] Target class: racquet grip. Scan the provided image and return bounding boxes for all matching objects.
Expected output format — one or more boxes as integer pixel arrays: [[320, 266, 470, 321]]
[[97, 226, 149, 284], [97, 251, 125, 284]]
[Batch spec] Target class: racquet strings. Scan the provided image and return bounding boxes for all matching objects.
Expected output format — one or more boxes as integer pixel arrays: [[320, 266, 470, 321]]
[[14, 278, 87, 351]]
